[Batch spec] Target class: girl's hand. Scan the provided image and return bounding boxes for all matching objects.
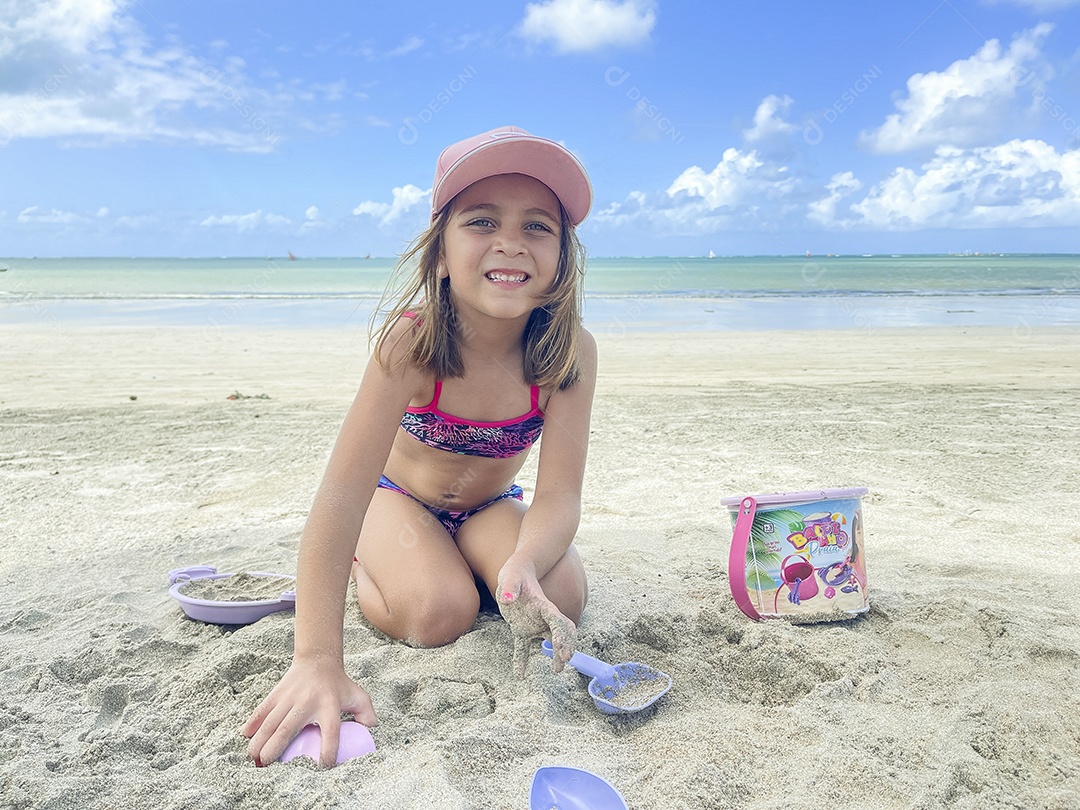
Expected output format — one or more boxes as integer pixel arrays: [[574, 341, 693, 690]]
[[496, 558, 577, 678], [241, 656, 377, 768]]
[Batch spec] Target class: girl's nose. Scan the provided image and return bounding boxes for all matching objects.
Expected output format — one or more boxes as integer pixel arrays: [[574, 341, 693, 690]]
[[493, 232, 526, 256]]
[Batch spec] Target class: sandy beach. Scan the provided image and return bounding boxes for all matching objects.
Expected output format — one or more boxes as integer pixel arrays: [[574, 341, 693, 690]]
[[2, 323, 1079, 809]]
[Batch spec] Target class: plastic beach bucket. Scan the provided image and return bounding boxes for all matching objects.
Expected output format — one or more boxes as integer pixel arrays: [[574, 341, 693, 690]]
[[722, 487, 869, 622]]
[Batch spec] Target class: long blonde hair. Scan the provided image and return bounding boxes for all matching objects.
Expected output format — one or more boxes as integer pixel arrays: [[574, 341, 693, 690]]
[[372, 202, 587, 390]]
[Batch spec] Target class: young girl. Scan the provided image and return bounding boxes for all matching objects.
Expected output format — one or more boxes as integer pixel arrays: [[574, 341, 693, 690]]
[[242, 126, 596, 767]]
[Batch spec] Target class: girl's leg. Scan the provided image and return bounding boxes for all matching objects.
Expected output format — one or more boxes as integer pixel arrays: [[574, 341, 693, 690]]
[[454, 498, 588, 623], [353, 487, 481, 647]]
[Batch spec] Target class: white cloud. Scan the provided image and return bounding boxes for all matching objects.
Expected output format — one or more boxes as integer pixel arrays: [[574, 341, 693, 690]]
[[985, 0, 1080, 9], [520, 0, 656, 53], [859, 24, 1052, 153], [17, 205, 83, 224], [815, 140, 1080, 229], [597, 135, 1080, 238], [117, 214, 157, 229], [0, 0, 116, 57], [312, 80, 348, 102], [743, 95, 795, 143], [594, 148, 798, 234], [0, 0, 286, 152], [299, 206, 323, 236], [199, 210, 292, 232], [667, 148, 796, 210], [387, 36, 424, 57], [352, 184, 429, 225], [446, 31, 486, 53], [96, 207, 109, 218], [808, 172, 863, 226]]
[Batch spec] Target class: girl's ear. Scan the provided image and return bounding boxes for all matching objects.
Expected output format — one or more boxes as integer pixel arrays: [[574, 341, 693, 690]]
[[437, 263, 449, 279]]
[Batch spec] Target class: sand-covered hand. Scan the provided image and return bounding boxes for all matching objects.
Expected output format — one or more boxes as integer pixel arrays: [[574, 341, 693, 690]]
[[497, 575, 576, 678]]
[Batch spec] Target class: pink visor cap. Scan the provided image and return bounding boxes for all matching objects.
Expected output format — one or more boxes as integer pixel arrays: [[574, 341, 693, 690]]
[[430, 126, 592, 226]]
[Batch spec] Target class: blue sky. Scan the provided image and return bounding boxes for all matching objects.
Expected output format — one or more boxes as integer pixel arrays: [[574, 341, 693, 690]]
[[2, 0, 1079, 257]]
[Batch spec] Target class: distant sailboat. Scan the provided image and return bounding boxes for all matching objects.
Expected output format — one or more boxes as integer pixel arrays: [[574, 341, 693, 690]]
[[708, 250, 716, 259], [288, 251, 298, 261]]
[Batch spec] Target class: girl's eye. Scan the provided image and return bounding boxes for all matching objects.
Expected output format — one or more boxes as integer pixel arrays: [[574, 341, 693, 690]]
[[466, 217, 495, 228], [526, 222, 554, 233]]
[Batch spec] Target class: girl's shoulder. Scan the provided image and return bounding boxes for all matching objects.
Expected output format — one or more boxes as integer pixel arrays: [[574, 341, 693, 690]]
[[540, 326, 596, 408], [577, 325, 597, 355], [373, 311, 426, 375], [572, 325, 597, 368], [577, 326, 598, 381]]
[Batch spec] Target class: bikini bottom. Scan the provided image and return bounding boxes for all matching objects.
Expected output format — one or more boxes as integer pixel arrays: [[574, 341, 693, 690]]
[[376, 474, 523, 538]]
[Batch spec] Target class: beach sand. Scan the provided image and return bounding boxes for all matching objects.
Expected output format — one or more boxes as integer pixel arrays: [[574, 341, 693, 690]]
[[2, 324, 1079, 809]]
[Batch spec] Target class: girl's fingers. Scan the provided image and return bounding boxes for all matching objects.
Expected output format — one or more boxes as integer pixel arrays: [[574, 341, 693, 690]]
[[246, 699, 292, 764], [317, 714, 342, 769], [498, 578, 578, 676], [316, 687, 379, 766], [259, 706, 312, 766], [545, 607, 576, 673], [245, 679, 378, 768], [512, 634, 530, 679], [241, 697, 272, 739], [346, 690, 379, 728]]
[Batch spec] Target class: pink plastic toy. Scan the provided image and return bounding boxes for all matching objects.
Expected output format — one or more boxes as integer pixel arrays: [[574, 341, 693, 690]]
[[280, 722, 376, 765]]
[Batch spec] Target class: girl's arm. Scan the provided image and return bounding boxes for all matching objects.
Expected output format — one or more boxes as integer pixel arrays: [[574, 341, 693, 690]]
[[497, 329, 597, 672], [517, 328, 597, 574], [242, 336, 423, 767]]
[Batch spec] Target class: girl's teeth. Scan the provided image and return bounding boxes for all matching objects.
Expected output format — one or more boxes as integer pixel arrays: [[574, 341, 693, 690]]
[[488, 272, 525, 282]]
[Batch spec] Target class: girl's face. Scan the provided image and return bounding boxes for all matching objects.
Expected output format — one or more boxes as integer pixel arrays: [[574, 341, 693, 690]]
[[441, 173, 563, 323]]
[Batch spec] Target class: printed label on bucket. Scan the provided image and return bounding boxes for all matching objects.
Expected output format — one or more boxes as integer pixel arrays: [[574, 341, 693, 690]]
[[728, 496, 869, 620]]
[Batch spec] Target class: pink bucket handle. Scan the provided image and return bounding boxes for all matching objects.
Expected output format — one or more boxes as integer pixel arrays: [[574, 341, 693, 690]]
[[728, 496, 762, 620]]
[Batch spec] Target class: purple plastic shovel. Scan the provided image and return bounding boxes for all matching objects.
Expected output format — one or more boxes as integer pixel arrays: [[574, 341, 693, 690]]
[[541, 640, 672, 715], [529, 766, 628, 810]]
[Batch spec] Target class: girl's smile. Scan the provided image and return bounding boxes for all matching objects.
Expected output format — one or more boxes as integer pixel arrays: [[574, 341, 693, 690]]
[[484, 269, 531, 291]]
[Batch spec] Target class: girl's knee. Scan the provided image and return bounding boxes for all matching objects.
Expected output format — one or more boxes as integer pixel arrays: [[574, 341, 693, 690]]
[[407, 586, 481, 646], [558, 575, 588, 625], [359, 576, 481, 647], [542, 548, 588, 624]]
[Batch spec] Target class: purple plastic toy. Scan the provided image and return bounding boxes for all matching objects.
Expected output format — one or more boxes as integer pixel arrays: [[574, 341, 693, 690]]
[[280, 721, 376, 765], [529, 766, 628, 810], [541, 640, 672, 715], [168, 565, 295, 625]]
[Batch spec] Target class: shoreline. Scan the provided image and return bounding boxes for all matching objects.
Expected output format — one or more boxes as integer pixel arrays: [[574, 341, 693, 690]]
[[4, 291, 1080, 334]]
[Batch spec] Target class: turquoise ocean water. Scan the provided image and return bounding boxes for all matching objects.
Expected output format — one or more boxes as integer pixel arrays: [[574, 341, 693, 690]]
[[2, 254, 1079, 333]]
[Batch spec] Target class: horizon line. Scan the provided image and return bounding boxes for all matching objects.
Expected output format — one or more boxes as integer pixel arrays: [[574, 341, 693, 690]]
[[4, 251, 1078, 262]]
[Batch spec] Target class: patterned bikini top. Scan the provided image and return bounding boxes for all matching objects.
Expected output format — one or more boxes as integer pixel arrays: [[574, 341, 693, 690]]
[[400, 380, 544, 458]]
